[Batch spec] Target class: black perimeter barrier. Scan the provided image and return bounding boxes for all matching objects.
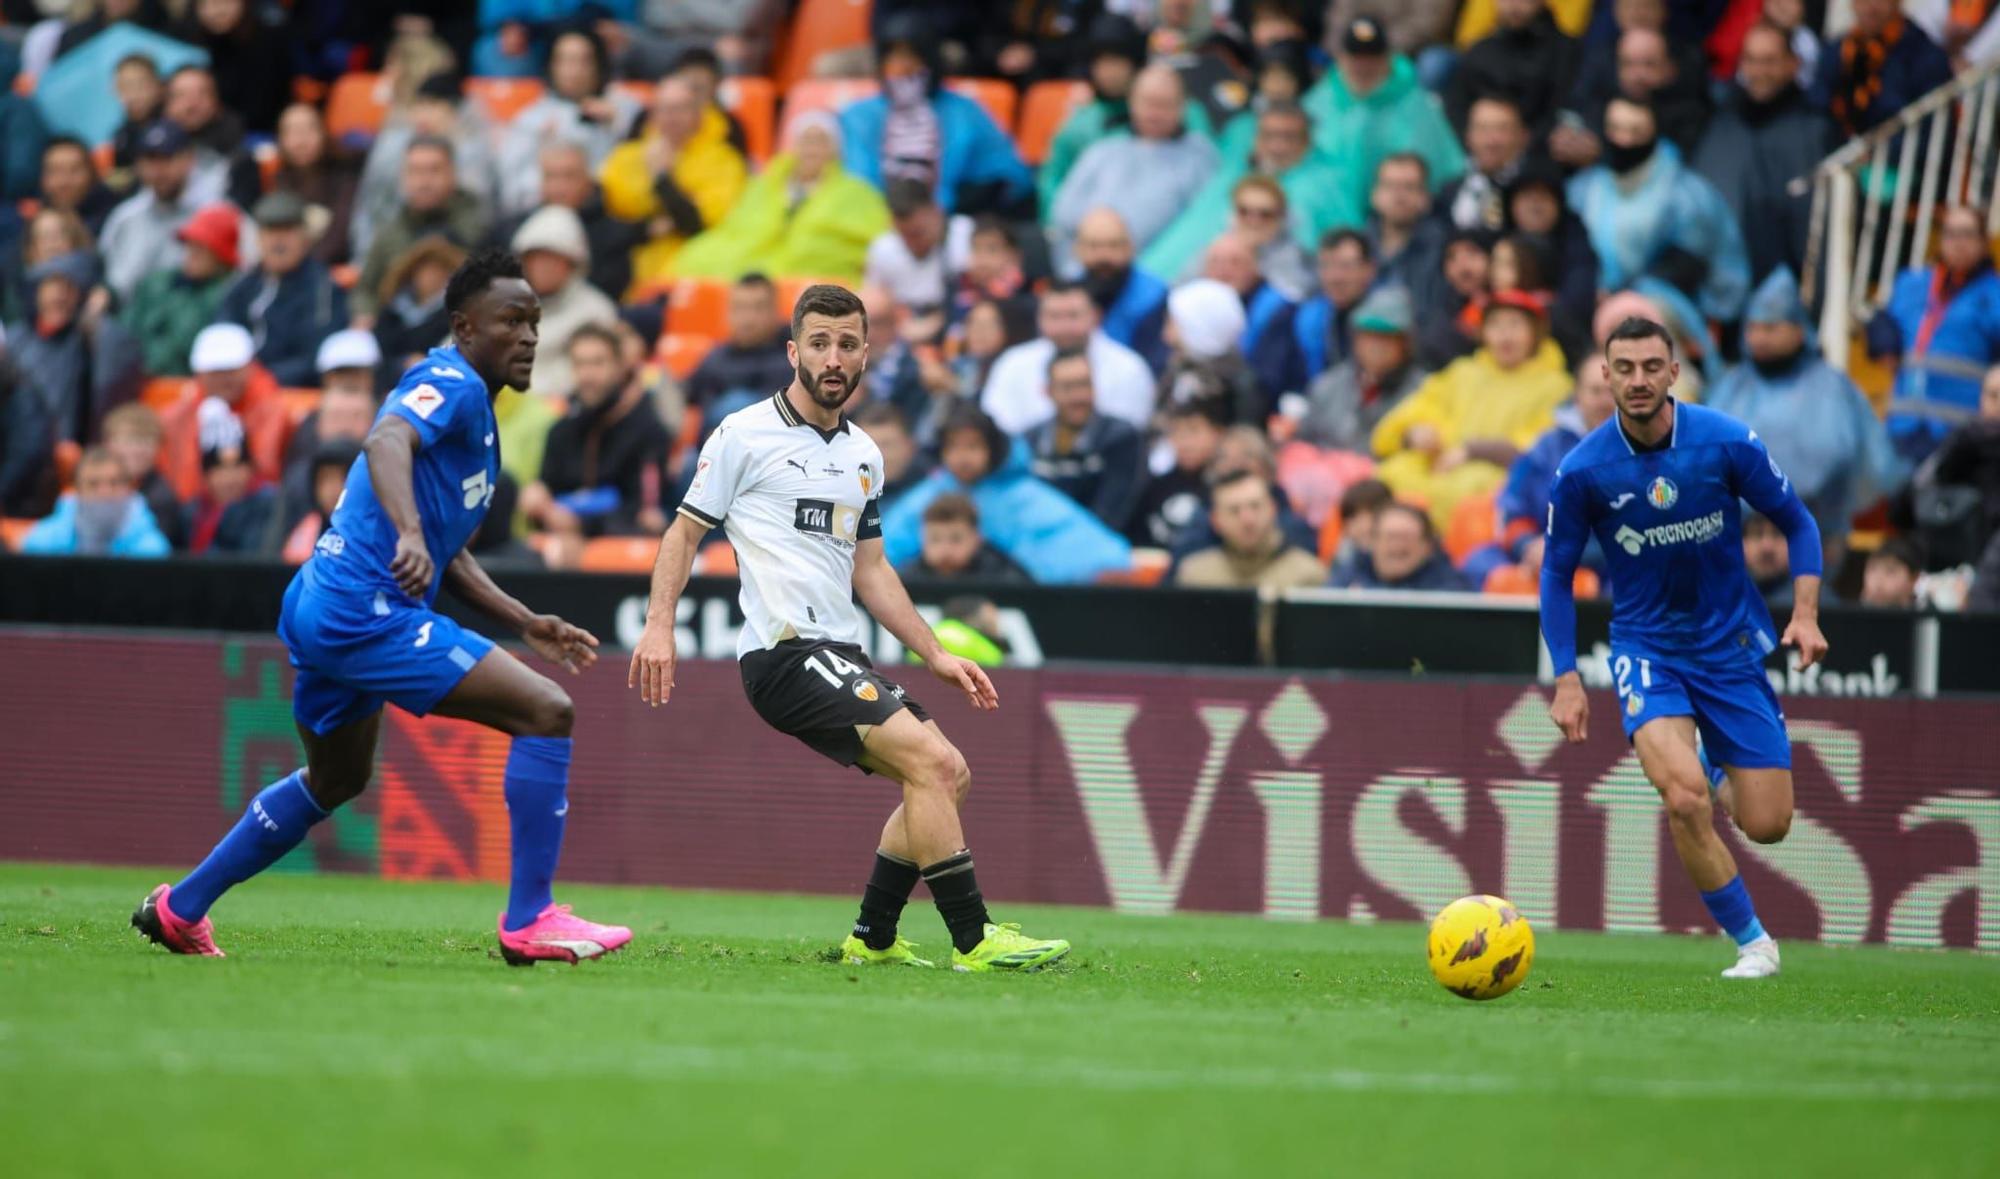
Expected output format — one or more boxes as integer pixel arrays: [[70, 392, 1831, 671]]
[[1, 555, 1991, 695]]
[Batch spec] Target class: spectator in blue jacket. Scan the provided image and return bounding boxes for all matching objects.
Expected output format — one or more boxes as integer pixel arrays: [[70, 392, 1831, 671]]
[[883, 405, 1133, 584], [0, 42, 49, 204], [1866, 206, 2000, 463], [1293, 229, 1380, 386], [20, 446, 170, 558], [1073, 208, 1169, 374], [215, 192, 347, 388], [838, 14, 1034, 216], [1026, 348, 1146, 533]]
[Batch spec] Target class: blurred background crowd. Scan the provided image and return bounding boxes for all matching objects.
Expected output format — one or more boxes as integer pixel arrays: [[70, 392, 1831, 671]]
[[1, 0, 1998, 622]]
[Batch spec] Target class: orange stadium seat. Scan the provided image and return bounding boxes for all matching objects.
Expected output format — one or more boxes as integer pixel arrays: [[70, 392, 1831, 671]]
[[1443, 490, 1499, 566], [255, 142, 278, 193], [1317, 510, 1344, 563], [280, 388, 322, 425], [141, 376, 186, 412], [664, 279, 731, 340], [1484, 564, 1600, 599], [774, 276, 846, 316], [655, 333, 716, 381], [777, 77, 878, 145], [578, 536, 660, 573], [719, 76, 776, 164], [1, 517, 35, 552], [465, 77, 545, 124], [945, 78, 1017, 134], [1017, 80, 1090, 164], [90, 142, 114, 176], [772, 0, 873, 93], [325, 72, 389, 141]]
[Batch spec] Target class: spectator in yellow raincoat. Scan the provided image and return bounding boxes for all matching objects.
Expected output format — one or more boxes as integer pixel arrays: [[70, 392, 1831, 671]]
[[1371, 289, 1572, 528], [598, 76, 746, 297], [670, 112, 889, 286]]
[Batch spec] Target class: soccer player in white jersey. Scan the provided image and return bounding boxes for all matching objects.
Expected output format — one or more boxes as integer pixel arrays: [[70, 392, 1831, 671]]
[[628, 284, 1070, 972]]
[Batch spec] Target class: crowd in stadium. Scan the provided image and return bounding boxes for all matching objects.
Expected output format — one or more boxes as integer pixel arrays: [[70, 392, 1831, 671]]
[[1, 0, 1998, 613]]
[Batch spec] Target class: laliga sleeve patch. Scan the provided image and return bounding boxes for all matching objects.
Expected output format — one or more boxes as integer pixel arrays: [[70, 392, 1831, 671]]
[[401, 383, 445, 420]]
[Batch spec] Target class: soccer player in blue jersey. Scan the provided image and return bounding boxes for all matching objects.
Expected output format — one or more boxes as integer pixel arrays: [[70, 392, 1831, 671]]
[[133, 249, 632, 965], [1540, 317, 1828, 979]]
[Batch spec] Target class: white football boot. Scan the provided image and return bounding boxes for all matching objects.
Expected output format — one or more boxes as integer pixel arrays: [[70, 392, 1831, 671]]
[[1721, 934, 1781, 979]]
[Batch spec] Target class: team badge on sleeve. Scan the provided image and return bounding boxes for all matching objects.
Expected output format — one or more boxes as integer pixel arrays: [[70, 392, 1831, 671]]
[[1646, 477, 1678, 510], [401, 383, 445, 420]]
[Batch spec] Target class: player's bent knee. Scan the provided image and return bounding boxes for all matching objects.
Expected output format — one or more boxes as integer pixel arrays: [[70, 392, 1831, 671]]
[[524, 686, 575, 737], [1662, 787, 1712, 829], [310, 767, 372, 808], [1743, 810, 1792, 844]]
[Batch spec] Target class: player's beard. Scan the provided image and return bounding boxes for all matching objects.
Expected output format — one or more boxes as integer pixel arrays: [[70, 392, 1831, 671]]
[[1619, 384, 1668, 423], [800, 361, 862, 410]]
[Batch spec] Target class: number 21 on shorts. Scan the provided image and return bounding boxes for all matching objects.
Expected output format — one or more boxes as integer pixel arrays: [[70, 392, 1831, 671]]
[[1614, 654, 1652, 699], [804, 649, 863, 687]]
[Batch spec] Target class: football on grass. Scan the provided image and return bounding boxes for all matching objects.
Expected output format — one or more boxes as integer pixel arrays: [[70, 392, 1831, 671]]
[[1427, 895, 1535, 1000]]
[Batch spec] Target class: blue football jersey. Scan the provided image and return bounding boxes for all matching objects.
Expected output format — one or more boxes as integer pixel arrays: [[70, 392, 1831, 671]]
[[303, 345, 500, 607], [1543, 401, 1814, 668]]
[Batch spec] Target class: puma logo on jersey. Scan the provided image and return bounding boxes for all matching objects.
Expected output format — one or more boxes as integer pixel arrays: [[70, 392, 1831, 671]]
[[1609, 492, 1636, 510], [784, 458, 809, 476]]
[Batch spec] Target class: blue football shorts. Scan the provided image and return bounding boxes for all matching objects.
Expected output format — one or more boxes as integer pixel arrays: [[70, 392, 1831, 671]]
[[278, 575, 494, 735], [1607, 642, 1791, 770]]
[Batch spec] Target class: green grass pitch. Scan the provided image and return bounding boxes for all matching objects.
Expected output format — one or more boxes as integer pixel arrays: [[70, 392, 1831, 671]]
[[3, 863, 1996, 1178]]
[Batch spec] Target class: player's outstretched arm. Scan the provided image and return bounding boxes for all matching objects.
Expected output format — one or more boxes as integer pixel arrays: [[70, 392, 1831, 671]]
[[443, 549, 599, 674], [365, 416, 433, 598], [852, 537, 998, 712], [629, 512, 704, 706]]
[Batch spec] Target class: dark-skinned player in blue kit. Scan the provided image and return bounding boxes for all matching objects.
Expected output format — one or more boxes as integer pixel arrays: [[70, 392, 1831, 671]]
[[134, 249, 632, 965], [1540, 317, 1829, 979]]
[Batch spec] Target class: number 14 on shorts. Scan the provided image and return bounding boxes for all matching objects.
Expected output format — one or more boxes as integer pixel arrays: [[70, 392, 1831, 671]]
[[804, 649, 864, 688]]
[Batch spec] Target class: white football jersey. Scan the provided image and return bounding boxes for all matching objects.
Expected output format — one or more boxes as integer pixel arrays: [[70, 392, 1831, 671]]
[[678, 392, 887, 659]]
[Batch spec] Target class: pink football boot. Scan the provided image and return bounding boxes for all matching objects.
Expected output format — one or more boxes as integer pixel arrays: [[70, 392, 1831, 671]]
[[131, 884, 226, 957], [497, 903, 632, 966]]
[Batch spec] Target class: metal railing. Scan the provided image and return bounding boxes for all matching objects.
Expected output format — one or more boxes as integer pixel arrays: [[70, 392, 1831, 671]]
[[1800, 57, 2000, 366]]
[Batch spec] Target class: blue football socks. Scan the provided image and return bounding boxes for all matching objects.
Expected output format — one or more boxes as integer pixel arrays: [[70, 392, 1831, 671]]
[[172, 770, 327, 920], [502, 736, 572, 931], [1700, 875, 1768, 946]]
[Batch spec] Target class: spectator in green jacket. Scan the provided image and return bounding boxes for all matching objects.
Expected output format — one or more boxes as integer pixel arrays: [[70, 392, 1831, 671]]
[[120, 203, 240, 379]]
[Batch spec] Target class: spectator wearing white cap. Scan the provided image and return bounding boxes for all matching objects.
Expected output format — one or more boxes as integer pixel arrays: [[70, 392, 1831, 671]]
[[1159, 277, 1263, 427], [182, 396, 278, 556], [277, 329, 381, 514], [158, 322, 292, 502]]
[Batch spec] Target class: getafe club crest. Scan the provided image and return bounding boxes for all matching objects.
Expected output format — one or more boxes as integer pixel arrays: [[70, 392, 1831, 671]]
[[1646, 477, 1678, 510]]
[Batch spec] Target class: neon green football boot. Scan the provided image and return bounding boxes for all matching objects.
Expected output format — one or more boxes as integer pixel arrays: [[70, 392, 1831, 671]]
[[951, 922, 1071, 973], [838, 933, 934, 967]]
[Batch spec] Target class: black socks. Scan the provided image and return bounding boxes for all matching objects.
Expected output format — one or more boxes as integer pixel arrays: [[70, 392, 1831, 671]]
[[921, 850, 992, 954], [854, 850, 920, 950]]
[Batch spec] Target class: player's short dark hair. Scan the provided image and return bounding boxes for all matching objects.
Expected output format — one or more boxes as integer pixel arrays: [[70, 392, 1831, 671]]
[[1378, 501, 1435, 541], [444, 247, 525, 317], [1339, 477, 1394, 522], [1605, 316, 1676, 359], [1871, 535, 1924, 575], [924, 492, 979, 528], [735, 271, 775, 295], [790, 283, 868, 340], [1047, 345, 1091, 378], [566, 321, 621, 356], [407, 133, 456, 166], [1318, 227, 1373, 260]]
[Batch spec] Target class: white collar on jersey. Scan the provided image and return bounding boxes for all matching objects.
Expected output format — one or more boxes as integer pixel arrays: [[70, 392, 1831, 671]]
[[772, 389, 850, 441], [1615, 397, 1680, 456]]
